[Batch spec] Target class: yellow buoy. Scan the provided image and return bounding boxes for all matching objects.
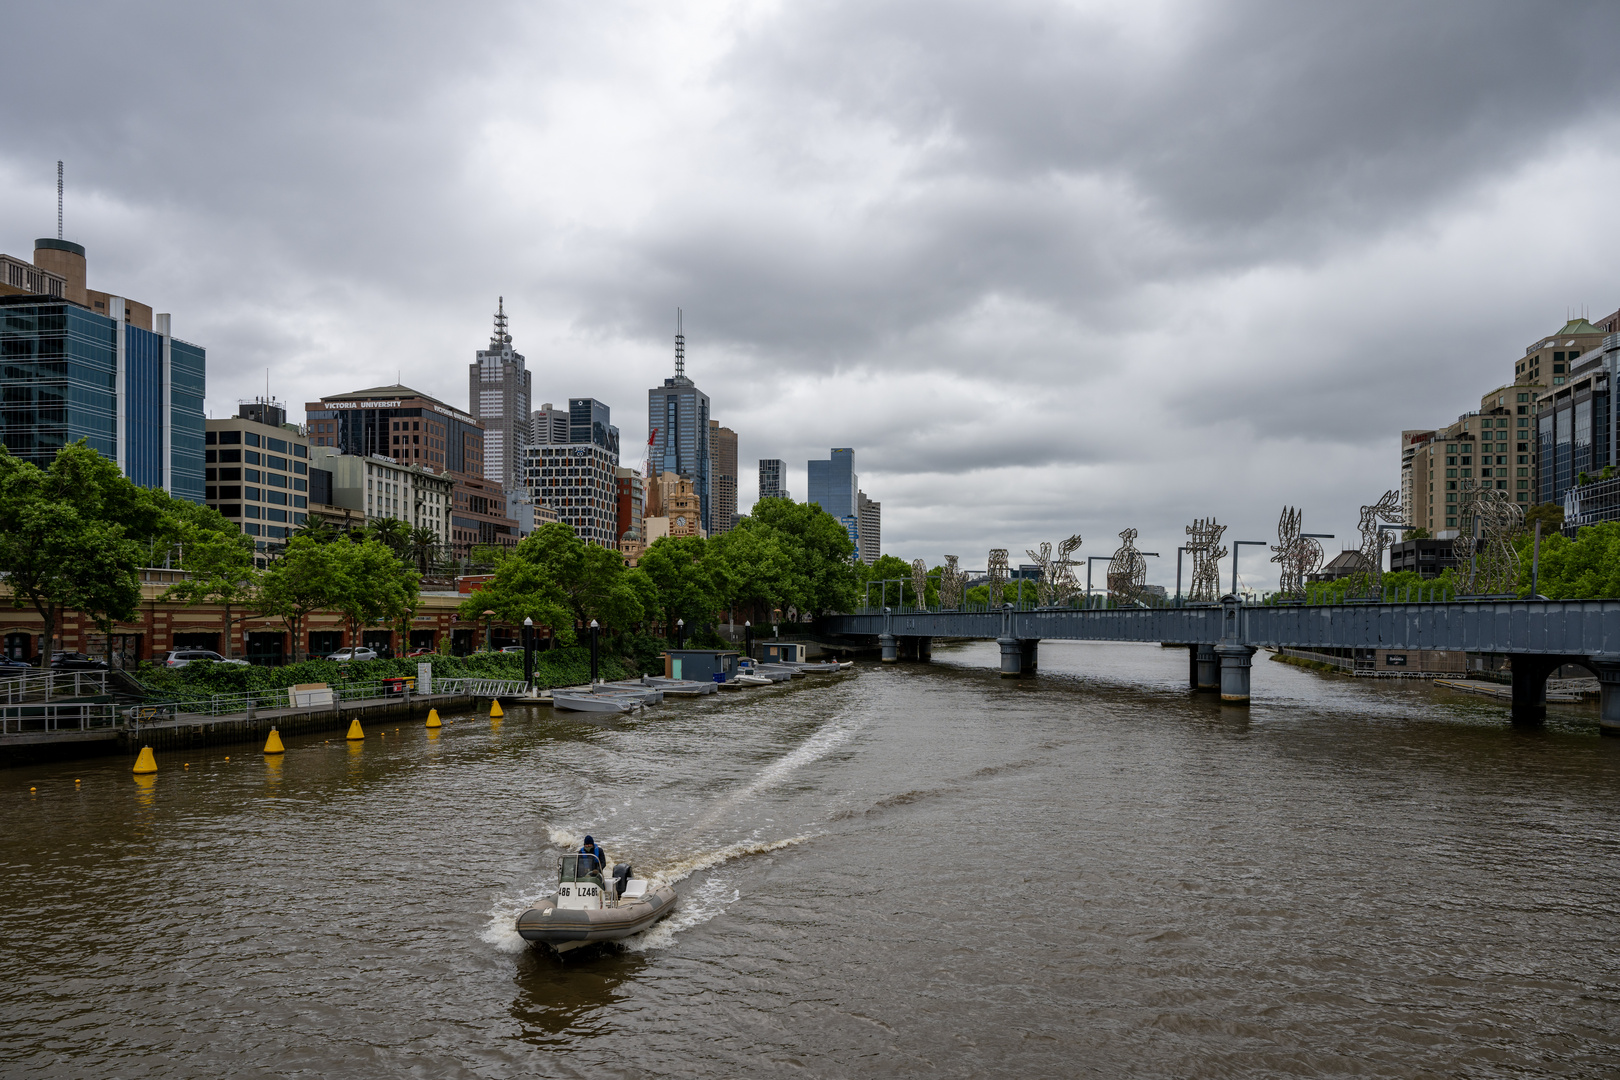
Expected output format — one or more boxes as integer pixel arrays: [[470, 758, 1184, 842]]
[[489, 699, 505, 719], [133, 747, 157, 774], [346, 719, 365, 741], [264, 728, 285, 754], [426, 708, 442, 729]]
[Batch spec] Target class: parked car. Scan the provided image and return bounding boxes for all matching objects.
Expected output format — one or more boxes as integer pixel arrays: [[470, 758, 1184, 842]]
[[499, 645, 525, 654], [0, 656, 33, 672], [161, 649, 249, 668], [327, 647, 379, 662], [405, 647, 435, 658], [50, 651, 109, 670]]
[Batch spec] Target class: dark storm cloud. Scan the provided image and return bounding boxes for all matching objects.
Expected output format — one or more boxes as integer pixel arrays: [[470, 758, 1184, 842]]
[[3, 2, 1620, 579]]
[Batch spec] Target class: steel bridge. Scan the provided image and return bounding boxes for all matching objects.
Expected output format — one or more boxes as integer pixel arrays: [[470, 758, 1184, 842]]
[[819, 596, 1620, 729]]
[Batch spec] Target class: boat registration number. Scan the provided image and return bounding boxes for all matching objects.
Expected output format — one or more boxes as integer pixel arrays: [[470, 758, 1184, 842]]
[[559, 887, 598, 897]]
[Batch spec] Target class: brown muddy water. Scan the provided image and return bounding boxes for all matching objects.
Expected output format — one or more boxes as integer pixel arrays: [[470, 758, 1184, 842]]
[[3, 642, 1620, 1078]]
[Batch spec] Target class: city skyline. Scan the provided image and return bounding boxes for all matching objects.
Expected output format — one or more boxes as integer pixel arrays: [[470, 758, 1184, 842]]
[[10, 5, 1620, 590]]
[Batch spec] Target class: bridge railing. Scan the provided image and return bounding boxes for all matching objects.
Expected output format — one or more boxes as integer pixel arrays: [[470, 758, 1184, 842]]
[[848, 581, 1512, 617]]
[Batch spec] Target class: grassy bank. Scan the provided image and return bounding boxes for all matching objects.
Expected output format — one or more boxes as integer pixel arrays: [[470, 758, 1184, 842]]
[[1269, 652, 1350, 676], [133, 647, 639, 706]]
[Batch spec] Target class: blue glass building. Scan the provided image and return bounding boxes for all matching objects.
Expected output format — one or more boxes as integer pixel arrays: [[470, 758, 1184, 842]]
[[0, 294, 205, 501], [648, 314, 711, 532], [808, 447, 863, 558], [1542, 336, 1616, 511]]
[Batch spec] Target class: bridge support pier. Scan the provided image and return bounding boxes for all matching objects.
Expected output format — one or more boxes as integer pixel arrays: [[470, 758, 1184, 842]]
[[1509, 655, 1556, 725], [879, 634, 897, 663], [1194, 645, 1219, 693], [1018, 639, 1038, 675], [998, 637, 1021, 678], [1589, 657, 1620, 735], [1217, 644, 1257, 705]]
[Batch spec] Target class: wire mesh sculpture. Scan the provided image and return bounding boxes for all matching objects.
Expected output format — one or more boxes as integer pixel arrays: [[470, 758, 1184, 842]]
[[910, 558, 929, 610], [1269, 506, 1323, 598], [939, 556, 969, 609], [1185, 518, 1227, 603], [1106, 528, 1149, 605], [987, 549, 1009, 607], [1025, 535, 1082, 607], [1355, 490, 1403, 599], [1453, 485, 1523, 596]]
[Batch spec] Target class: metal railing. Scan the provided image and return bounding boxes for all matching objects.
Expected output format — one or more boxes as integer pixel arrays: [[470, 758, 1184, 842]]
[[432, 678, 526, 697], [0, 702, 120, 735], [135, 676, 525, 721], [0, 669, 110, 704]]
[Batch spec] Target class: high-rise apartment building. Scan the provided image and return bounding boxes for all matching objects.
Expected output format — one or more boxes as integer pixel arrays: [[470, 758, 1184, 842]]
[[527, 441, 621, 548], [648, 310, 712, 533], [615, 466, 645, 555], [709, 420, 737, 534], [306, 384, 516, 557], [0, 237, 205, 501], [468, 298, 531, 490], [308, 444, 453, 545], [1538, 334, 1617, 509], [857, 491, 881, 565], [758, 458, 790, 502], [531, 402, 569, 447]]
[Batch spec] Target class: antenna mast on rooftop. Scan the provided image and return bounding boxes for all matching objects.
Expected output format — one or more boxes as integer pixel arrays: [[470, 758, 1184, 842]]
[[492, 296, 509, 347], [56, 161, 63, 240], [675, 307, 685, 377]]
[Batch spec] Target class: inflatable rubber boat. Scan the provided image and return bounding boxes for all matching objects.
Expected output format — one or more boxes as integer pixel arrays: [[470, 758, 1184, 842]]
[[516, 854, 678, 953]]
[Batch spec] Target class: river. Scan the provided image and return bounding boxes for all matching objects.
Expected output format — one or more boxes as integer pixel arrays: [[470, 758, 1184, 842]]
[[4, 642, 1620, 1077]]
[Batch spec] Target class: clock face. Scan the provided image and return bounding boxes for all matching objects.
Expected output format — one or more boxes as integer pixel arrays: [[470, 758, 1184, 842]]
[[676, 517, 687, 527]]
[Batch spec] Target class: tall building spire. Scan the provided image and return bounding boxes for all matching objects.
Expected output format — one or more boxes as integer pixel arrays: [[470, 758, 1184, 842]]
[[491, 296, 509, 348], [675, 307, 685, 378]]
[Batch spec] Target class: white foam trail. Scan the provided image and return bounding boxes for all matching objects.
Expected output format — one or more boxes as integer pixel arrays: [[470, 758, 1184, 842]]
[[480, 881, 554, 954], [647, 833, 811, 888], [686, 717, 860, 836], [625, 876, 739, 953]]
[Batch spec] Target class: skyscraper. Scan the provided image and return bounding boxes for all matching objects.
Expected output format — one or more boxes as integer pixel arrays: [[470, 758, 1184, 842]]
[[709, 419, 737, 534], [0, 237, 205, 502], [531, 402, 569, 447], [647, 309, 712, 532], [468, 298, 531, 490], [758, 458, 790, 502], [808, 447, 860, 558], [569, 397, 620, 464], [857, 491, 881, 565]]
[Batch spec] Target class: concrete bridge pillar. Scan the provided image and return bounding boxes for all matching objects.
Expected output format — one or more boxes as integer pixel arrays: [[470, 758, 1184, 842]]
[[905, 636, 932, 662], [1018, 639, 1038, 675], [879, 633, 897, 663], [1509, 655, 1556, 725], [998, 637, 1021, 678], [1589, 657, 1620, 736], [1195, 645, 1219, 693], [1216, 644, 1257, 705]]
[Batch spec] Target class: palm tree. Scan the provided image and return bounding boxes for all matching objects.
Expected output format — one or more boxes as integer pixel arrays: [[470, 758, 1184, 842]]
[[296, 515, 339, 544], [407, 526, 440, 574], [367, 516, 410, 556]]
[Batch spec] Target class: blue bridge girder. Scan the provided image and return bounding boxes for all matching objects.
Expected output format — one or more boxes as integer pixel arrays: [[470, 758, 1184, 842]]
[[819, 598, 1620, 730]]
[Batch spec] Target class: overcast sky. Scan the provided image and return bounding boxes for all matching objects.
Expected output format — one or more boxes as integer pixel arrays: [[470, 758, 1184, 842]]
[[6, 1, 1620, 590]]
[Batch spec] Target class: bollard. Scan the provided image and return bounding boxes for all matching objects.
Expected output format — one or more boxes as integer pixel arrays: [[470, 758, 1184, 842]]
[[346, 719, 365, 741], [489, 699, 504, 719], [426, 708, 442, 729], [263, 728, 285, 754], [133, 746, 157, 774]]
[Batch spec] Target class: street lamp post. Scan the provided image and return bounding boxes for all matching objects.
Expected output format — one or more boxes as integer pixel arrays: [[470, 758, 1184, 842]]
[[589, 619, 600, 683], [675, 618, 685, 650], [1085, 556, 1110, 606], [522, 617, 535, 694], [744, 620, 752, 659], [1229, 542, 1268, 597], [482, 609, 496, 652]]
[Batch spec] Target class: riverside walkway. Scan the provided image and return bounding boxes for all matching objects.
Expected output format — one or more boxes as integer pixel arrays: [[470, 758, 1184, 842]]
[[820, 595, 1620, 728]]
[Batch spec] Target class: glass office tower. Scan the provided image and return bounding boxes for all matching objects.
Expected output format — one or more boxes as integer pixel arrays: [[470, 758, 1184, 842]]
[[0, 295, 205, 501]]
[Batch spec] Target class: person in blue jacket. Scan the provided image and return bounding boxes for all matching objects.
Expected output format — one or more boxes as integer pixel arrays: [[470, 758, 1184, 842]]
[[578, 835, 608, 881]]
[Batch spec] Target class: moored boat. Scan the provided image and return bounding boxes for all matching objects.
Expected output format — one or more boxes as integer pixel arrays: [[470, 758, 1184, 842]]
[[517, 855, 678, 953]]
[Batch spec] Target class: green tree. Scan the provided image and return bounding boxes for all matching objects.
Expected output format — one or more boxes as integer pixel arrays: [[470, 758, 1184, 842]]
[[407, 525, 441, 574], [862, 553, 922, 608], [295, 515, 341, 544], [707, 522, 794, 622], [459, 523, 648, 646], [0, 443, 150, 666], [367, 516, 410, 556], [332, 539, 420, 655], [1515, 521, 1620, 599], [1523, 502, 1565, 537], [162, 526, 260, 657], [257, 536, 346, 663], [636, 535, 723, 634], [744, 499, 860, 615]]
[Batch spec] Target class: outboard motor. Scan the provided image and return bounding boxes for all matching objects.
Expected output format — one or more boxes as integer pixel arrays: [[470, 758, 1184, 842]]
[[612, 863, 632, 898]]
